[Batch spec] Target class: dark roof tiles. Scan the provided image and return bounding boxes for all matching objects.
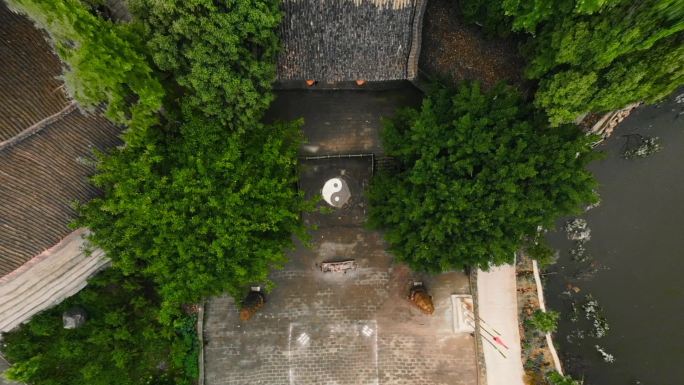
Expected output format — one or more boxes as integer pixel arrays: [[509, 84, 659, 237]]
[[277, 0, 419, 81], [0, 2, 70, 142], [0, 109, 121, 276]]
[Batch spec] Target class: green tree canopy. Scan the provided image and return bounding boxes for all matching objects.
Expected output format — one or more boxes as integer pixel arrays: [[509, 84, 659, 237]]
[[1, 270, 196, 385], [6, 0, 164, 130], [67, 0, 306, 323], [75, 113, 308, 322], [129, 0, 282, 127], [460, 0, 684, 126], [368, 83, 598, 271]]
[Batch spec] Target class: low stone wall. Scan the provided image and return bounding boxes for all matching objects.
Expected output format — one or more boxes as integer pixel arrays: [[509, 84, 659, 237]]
[[516, 254, 563, 383], [468, 269, 488, 385]]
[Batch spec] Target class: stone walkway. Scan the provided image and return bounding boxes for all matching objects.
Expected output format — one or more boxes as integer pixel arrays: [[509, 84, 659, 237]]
[[204, 86, 479, 385], [204, 228, 478, 385], [477, 265, 525, 385]]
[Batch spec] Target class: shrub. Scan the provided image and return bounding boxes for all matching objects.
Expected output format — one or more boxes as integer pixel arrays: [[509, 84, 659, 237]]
[[526, 309, 560, 334], [547, 371, 583, 385], [0, 271, 193, 385]]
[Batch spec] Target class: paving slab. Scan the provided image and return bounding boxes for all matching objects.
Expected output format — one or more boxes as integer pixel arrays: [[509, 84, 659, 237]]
[[265, 86, 423, 157], [204, 226, 478, 385], [205, 86, 477, 384], [477, 265, 525, 385]]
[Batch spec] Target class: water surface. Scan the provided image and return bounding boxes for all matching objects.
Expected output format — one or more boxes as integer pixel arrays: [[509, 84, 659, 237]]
[[545, 93, 684, 385]]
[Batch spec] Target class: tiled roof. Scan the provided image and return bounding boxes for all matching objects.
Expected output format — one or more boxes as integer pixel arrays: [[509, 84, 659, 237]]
[[0, 4, 122, 276], [0, 2, 70, 142], [277, 0, 421, 81], [0, 109, 121, 276]]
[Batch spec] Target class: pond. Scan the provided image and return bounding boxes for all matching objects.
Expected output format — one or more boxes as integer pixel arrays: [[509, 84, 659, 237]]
[[545, 92, 684, 385]]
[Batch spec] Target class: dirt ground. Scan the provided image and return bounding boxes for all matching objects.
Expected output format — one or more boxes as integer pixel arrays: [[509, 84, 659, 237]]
[[419, 0, 527, 91]]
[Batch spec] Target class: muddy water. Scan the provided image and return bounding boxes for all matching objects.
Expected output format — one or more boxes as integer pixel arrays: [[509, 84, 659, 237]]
[[545, 94, 684, 385]]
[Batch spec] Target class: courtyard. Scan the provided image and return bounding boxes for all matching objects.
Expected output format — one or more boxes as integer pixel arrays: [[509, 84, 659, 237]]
[[203, 85, 480, 385]]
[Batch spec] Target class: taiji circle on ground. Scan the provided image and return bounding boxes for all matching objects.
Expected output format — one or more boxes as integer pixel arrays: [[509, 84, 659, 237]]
[[322, 177, 351, 208]]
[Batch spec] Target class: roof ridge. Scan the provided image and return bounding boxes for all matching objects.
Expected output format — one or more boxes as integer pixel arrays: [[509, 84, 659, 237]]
[[0, 101, 78, 152]]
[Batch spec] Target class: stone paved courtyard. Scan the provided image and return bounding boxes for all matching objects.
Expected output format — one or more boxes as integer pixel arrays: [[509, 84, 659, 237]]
[[203, 86, 479, 385]]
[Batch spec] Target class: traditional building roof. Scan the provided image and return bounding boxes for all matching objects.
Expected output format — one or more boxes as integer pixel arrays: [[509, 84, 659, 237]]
[[0, 3, 121, 277], [277, 0, 426, 82], [0, 2, 70, 142]]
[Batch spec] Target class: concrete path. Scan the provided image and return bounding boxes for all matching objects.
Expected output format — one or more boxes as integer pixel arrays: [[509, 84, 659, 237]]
[[476, 265, 525, 385]]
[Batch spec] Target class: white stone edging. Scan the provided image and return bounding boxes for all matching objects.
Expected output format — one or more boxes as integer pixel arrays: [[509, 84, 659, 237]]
[[531, 260, 564, 375], [198, 302, 205, 385]]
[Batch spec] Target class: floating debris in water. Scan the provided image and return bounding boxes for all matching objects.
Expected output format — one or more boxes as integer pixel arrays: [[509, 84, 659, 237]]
[[622, 134, 662, 159], [595, 345, 615, 363], [675, 93, 684, 104], [570, 240, 591, 263], [566, 329, 585, 344], [582, 295, 610, 338], [565, 218, 591, 241]]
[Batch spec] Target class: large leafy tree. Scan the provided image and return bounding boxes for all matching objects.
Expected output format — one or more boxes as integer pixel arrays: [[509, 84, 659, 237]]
[[128, 0, 281, 126], [4, 0, 305, 383], [1, 270, 197, 385], [368, 83, 598, 271], [528, 1, 683, 125], [6, 0, 164, 129], [459, 0, 684, 126], [72, 0, 305, 322], [76, 113, 308, 322]]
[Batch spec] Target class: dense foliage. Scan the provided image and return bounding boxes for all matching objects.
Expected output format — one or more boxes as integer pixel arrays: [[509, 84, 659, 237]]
[[1, 271, 198, 385], [70, 0, 307, 322], [460, 0, 684, 126], [129, 0, 282, 126], [526, 309, 560, 333], [6, 0, 164, 130], [4, 0, 305, 382], [368, 83, 598, 271], [76, 115, 307, 321]]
